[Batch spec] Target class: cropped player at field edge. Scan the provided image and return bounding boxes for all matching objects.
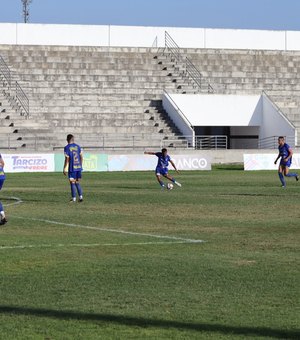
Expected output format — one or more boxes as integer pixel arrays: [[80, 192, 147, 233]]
[[63, 134, 83, 202], [0, 154, 7, 225], [274, 136, 299, 188], [144, 148, 181, 189]]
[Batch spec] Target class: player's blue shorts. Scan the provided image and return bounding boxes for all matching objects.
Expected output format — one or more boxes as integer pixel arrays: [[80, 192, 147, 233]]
[[156, 167, 168, 176], [0, 179, 5, 190], [68, 171, 82, 181], [280, 159, 292, 168]]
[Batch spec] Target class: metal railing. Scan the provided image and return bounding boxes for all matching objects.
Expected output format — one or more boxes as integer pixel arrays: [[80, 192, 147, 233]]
[[0, 134, 18, 150], [16, 81, 30, 116], [0, 54, 30, 117], [0, 55, 11, 88], [195, 135, 228, 149], [258, 135, 295, 149], [52, 134, 227, 151], [151, 36, 158, 48], [7, 133, 298, 151], [165, 31, 182, 63], [164, 31, 214, 93]]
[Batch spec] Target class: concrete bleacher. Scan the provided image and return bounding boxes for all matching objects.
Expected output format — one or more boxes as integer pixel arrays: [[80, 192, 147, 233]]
[[0, 45, 194, 150], [1, 44, 300, 149]]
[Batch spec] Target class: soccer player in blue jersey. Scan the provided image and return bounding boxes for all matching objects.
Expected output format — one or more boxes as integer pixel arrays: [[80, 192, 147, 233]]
[[63, 134, 83, 202], [274, 136, 299, 188], [144, 148, 181, 189], [0, 154, 7, 225]]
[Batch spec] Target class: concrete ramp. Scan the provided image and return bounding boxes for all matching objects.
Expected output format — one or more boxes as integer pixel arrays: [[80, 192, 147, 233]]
[[163, 92, 296, 148]]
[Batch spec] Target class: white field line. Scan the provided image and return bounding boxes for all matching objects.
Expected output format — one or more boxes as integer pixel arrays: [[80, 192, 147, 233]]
[[0, 240, 194, 251], [3, 196, 23, 207], [12, 216, 205, 244], [4, 196, 205, 246]]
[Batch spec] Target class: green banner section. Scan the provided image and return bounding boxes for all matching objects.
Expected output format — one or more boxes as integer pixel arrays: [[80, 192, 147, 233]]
[[55, 153, 108, 172]]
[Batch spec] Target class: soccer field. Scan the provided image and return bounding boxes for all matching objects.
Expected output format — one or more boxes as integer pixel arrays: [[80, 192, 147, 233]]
[[0, 167, 299, 339]]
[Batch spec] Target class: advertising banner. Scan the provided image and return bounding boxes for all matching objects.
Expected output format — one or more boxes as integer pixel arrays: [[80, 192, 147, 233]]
[[1, 153, 211, 173], [108, 154, 211, 171], [2, 154, 55, 173], [54, 153, 108, 172], [244, 153, 300, 170], [172, 155, 211, 171]]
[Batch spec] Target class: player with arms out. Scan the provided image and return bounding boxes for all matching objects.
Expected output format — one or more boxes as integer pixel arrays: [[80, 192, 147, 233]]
[[0, 153, 7, 225], [63, 134, 84, 202], [144, 148, 181, 189], [274, 136, 299, 188]]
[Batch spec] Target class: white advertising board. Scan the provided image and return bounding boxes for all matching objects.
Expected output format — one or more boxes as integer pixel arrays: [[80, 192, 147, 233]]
[[3, 154, 55, 173], [108, 154, 211, 171], [244, 154, 300, 171]]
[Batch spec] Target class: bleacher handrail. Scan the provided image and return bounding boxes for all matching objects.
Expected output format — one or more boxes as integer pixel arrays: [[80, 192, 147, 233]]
[[50, 134, 227, 151], [151, 36, 158, 48], [165, 31, 182, 63], [16, 81, 30, 117], [262, 90, 296, 129], [195, 135, 228, 149], [164, 31, 214, 93], [163, 90, 193, 127], [0, 55, 11, 88], [0, 54, 30, 117], [258, 135, 295, 149]]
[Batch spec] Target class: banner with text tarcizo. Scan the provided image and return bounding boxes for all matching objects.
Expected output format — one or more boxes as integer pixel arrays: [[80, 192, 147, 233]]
[[3, 154, 55, 173]]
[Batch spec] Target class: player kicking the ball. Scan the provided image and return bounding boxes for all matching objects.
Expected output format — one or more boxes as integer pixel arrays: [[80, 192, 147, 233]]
[[63, 134, 83, 202], [274, 136, 299, 188], [144, 148, 181, 189]]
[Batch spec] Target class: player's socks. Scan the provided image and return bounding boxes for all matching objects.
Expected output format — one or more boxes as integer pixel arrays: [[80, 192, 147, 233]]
[[286, 172, 298, 178], [278, 172, 286, 187], [75, 182, 83, 196], [171, 178, 182, 187], [174, 180, 182, 187], [159, 180, 165, 188], [70, 183, 77, 200]]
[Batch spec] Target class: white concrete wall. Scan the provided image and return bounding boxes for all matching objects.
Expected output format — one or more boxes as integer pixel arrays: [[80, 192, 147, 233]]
[[0, 23, 300, 51], [16, 23, 109, 46], [261, 94, 296, 146], [205, 28, 286, 50], [163, 93, 296, 147], [166, 94, 262, 126], [0, 23, 17, 45], [162, 92, 194, 146]]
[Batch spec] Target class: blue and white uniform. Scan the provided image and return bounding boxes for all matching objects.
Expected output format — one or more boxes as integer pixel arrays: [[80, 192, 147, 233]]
[[155, 152, 171, 176], [279, 143, 292, 167], [64, 143, 83, 180]]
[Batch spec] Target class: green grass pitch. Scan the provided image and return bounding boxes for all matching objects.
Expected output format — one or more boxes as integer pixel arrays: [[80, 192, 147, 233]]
[[0, 167, 299, 339]]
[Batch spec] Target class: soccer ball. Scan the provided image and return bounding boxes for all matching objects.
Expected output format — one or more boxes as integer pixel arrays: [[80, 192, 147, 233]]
[[167, 183, 174, 190]]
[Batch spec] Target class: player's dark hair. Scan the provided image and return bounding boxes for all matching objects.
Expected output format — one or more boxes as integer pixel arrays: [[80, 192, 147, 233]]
[[67, 134, 74, 143], [278, 136, 284, 140], [161, 148, 167, 153]]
